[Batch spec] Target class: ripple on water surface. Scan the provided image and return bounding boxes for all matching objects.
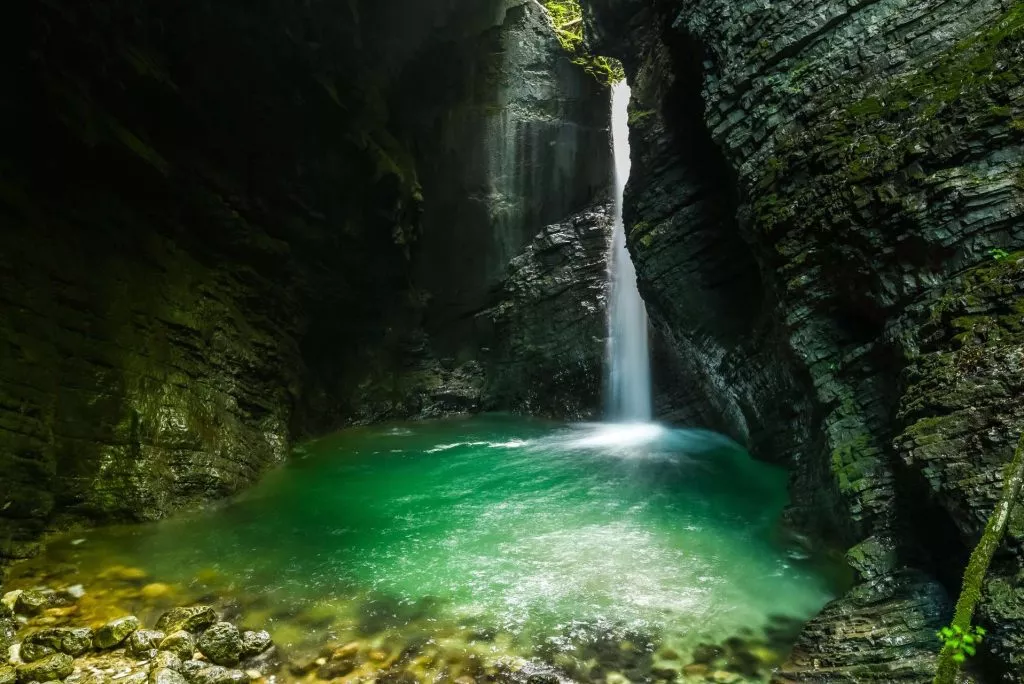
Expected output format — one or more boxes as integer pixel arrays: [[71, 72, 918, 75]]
[[9, 416, 848, 682]]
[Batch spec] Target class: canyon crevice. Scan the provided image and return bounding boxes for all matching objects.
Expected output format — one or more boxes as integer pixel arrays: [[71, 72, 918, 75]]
[[586, 0, 1024, 679]]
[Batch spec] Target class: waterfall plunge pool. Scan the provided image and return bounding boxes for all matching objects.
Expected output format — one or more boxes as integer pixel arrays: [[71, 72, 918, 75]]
[[7, 416, 847, 683]]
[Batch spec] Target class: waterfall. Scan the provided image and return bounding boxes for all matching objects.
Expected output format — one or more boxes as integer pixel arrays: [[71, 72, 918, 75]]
[[606, 81, 652, 422]]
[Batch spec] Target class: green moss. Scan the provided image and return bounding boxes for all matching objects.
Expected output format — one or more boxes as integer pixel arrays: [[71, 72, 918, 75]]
[[756, 2, 1024, 233], [830, 434, 871, 495], [627, 108, 656, 127], [539, 0, 624, 86]]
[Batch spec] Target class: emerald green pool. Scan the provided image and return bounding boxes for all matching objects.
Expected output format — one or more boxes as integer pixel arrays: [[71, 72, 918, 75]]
[[13, 416, 845, 682]]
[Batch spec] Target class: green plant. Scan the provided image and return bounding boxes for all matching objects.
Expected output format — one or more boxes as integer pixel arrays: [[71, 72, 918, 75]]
[[990, 247, 1011, 260], [935, 624, 986, 664], [934, 433, 1024, 683]]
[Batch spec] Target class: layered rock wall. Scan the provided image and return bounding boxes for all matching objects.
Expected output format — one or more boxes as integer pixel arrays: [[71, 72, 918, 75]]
[[587, 0, 1024, 678]]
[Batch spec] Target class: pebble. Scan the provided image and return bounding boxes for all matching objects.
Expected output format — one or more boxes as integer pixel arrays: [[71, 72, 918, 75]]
[[330, 641, 360, 660], [141, 585, 173, 601], [103, 567, 149, 582]]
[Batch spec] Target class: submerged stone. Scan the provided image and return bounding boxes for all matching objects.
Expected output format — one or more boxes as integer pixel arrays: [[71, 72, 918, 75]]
[[197, 622, 243, 666], [95, 616, 141, 649], [156, 608, 217, 635], [16, 654, 74, 683]]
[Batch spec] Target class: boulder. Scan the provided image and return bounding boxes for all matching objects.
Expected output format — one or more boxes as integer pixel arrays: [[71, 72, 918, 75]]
[[196, 623, 242, 667], [95, 617, 141, 649]]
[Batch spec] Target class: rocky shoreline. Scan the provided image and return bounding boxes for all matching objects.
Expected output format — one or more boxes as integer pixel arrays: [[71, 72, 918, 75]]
[[0, 564, 805, 684]]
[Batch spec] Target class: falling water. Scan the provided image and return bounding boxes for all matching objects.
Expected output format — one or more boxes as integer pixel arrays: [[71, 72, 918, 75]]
[[606, 81, 652, 422]]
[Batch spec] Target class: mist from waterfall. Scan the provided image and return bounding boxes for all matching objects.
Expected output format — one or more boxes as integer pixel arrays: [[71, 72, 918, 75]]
[[606, 81, 652, 422]]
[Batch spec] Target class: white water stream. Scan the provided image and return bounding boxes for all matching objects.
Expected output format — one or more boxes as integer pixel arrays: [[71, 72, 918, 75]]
[[606, 81, 652, 422]]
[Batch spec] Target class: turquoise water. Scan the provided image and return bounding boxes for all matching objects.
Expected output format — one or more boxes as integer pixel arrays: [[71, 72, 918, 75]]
[[15, 416, 844, 681]]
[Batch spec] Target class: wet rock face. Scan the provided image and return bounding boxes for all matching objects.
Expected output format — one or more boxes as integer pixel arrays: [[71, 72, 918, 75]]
[[1, 0, 611, 560], [479, 204, 615, 419], [587, 0, 1024, 679]]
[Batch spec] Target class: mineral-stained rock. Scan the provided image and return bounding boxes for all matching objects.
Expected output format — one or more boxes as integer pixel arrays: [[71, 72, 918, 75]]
[[16, 654, 74, 683], [196, 623, 242, 667], [95, 616, 141, 649], [156, 608, 217, 635]]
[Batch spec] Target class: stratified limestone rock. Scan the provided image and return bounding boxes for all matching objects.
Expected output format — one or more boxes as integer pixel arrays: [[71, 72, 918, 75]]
[[586, 0, 1024, 679], [480, 204, 615, 418], [774, 570, 951, 682]]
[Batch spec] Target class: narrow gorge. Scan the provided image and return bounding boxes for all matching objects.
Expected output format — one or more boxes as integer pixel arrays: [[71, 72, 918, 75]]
[[1, 1, 1023, 683]]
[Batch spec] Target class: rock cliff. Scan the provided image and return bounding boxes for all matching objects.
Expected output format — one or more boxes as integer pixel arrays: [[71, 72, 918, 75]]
[[0, 0, 612, 560], [586, 0, 1024, 679]]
